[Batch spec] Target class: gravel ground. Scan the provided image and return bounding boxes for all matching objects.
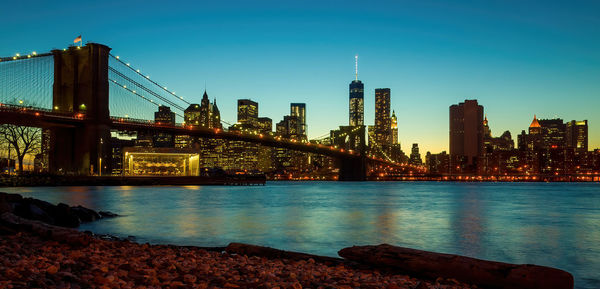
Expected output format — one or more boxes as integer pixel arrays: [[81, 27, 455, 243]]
[[0, 232, 474, 289]]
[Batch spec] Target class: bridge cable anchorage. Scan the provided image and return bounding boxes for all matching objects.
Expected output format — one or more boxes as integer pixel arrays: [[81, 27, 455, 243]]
[[109, 53, 191, 105], [108, 67, 187, 112], [109, 78, 184, 119]]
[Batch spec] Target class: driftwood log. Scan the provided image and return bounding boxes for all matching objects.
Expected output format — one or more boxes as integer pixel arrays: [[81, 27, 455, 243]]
[[338, 244, 573, 289], [226, 243, 344, 266]]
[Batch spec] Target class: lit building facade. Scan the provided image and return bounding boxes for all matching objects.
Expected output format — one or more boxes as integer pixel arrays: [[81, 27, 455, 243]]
[[566, 120, 588, 154], [391, 110, 398, 145], [374, 88, 391, 146], [426, 151, 449, 174], [449, 99, 484, 174], [290, 103, 306, 137], [409, 143, 422, 166], [153, 106, 176, 147], [349, 80, 364, 127], [122, 147, 199, 176], [238, 99, 258, 125]]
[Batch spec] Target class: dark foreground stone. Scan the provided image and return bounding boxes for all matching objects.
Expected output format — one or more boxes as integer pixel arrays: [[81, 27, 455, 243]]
[[0, 192, 117, 230], [339, 244, 574, 289]]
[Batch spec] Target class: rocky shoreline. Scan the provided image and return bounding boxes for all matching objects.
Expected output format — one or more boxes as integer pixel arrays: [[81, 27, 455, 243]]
[[0, 193, 573, 289]]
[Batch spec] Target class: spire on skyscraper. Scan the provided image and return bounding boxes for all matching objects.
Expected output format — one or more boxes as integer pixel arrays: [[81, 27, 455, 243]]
[[355, 54, 358, 81]]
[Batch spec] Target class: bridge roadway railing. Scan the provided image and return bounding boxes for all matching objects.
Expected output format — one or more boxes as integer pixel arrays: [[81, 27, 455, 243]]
[[0, 103, 86, 122], [109, 117, 369, 159]]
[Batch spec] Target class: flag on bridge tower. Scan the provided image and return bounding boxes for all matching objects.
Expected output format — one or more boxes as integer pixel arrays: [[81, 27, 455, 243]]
[[73, 35, 82, 46]]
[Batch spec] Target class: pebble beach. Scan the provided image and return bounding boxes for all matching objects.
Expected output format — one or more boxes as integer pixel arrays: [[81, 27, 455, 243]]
[[0, 231, 474, 289]]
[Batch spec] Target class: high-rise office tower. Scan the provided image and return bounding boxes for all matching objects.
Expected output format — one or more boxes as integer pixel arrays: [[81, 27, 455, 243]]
[[290, 103, 306, 137], [237, 99, 258, 124], [566, 120, 588, 153], [409, 143, 422, 165], [184, 103, 201, 126], [391, 110, 398, 145], [153, 106, 176, 147], [449, 99, 484, 173], [349, 55, 364, 126], [374, 88, 391, 146]]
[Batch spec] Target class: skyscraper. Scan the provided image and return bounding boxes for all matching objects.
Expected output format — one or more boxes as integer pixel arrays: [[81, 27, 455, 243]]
[[449, 99, 484, 173], [290, 103, 306, 137], [566, 120, 588, 153], [349, 55, 364, 127], [153, 106, 175, 147], [409, 143, 422, 166], [391, 110, 398, 145], [374, 88, 391, 146], [238, 99, 258, 125], [184, 104, 201, 126]]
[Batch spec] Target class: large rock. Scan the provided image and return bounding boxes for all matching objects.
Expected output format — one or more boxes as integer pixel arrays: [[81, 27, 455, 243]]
[[338, 244, 573, 289], [71, 205, 101, 223], [0, 192, 117, 229]]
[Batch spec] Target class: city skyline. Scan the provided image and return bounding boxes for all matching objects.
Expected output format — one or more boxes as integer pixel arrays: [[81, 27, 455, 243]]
[[1, 0, 599, 154]]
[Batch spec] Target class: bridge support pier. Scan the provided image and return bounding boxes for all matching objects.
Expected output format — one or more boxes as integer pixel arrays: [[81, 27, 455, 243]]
[[338, 156, 367, 181], [49, 43, 111, 175]]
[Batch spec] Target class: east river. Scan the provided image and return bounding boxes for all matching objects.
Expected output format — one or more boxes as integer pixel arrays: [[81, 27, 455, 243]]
[[4, 182, 599, 289]]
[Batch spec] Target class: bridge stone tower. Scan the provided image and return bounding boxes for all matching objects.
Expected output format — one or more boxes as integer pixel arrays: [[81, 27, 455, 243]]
[[49, 43, 111, 175], [337, 125, 367, 181]]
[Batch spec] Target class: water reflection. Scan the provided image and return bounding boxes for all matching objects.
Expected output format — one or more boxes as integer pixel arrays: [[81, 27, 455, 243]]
[[4, 182, 600, 289]]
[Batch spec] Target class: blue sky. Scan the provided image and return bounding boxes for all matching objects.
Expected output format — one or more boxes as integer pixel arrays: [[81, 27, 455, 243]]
[[2, 0, 599, 153]]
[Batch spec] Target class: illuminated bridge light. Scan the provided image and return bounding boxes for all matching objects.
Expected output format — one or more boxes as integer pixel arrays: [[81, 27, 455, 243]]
[[115, 56, 120, 59], [32, 51, 37, 55]]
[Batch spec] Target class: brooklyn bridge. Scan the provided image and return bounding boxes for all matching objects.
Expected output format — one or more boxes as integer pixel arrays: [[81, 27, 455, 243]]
[[0, 43, 421, 181]]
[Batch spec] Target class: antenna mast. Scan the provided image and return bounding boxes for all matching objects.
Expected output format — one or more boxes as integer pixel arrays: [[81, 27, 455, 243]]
[[355, 54, 358, 81]]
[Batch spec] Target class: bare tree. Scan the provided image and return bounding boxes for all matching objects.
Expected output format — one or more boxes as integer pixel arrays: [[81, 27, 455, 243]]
[[0, 124, 41, 173]]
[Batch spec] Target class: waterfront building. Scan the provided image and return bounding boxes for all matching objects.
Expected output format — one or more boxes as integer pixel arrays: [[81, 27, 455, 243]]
[[449, 99, 484, 174], [122, 147, 199, 176], [516, 116, 591, 175], [426, 151, 449, 174], [109, 131, 137, 175]]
